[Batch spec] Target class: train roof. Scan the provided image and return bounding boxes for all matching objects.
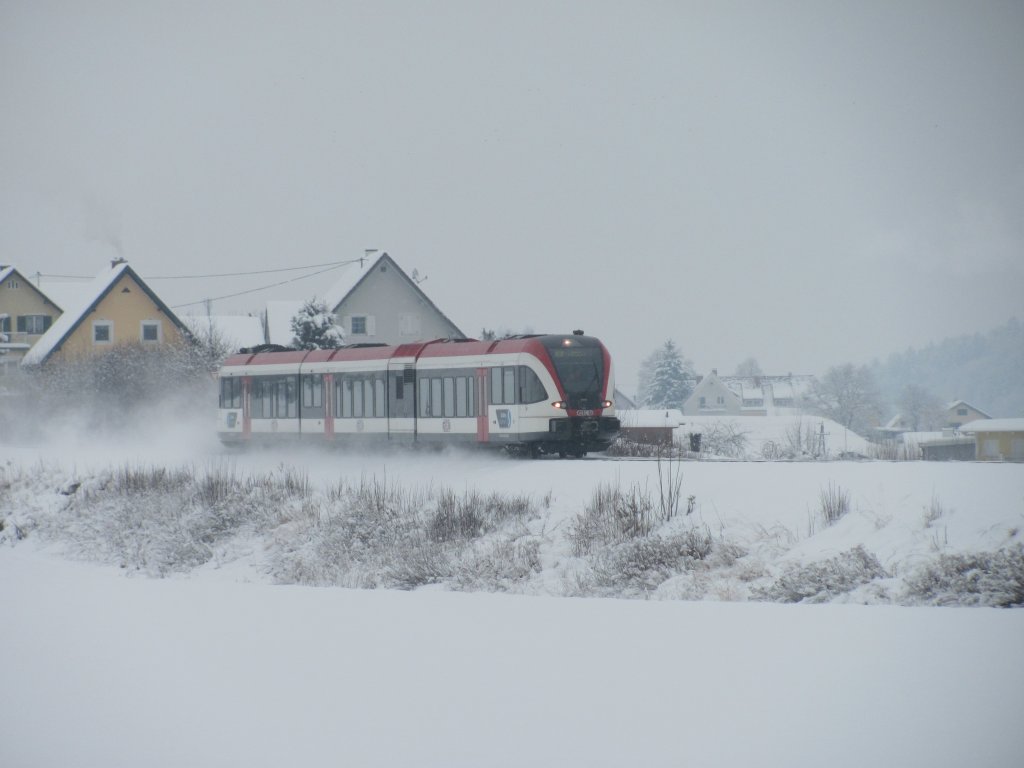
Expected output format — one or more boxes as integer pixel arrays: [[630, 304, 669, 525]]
[[221, 334, 606, 369]]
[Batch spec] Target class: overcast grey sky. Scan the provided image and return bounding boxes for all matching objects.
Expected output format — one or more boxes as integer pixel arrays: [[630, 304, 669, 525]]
[[2, 0, 1022, 392]]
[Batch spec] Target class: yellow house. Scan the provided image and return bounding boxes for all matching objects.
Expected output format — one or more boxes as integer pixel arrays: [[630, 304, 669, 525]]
[[960, 419, 1024, 462], [0, 265, 64, 366], [21, 260, 191, 366]]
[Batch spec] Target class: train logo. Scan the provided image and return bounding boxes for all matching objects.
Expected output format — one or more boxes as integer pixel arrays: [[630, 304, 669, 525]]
[[496, 409, 512, 429]]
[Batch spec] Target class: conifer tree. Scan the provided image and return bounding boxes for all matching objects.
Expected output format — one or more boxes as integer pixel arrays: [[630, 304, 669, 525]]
[[290, 298, 345, 350], [638, 339, 695, 409]]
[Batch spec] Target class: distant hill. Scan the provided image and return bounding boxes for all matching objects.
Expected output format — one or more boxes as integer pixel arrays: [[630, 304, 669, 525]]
[[870, 318, 1024, 417]]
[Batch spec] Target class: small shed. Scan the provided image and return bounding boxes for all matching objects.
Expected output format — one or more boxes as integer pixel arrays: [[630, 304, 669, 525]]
[[919, 436, 976, 461], [960, 419, 1024, 461], [618, 409, 684, 447]]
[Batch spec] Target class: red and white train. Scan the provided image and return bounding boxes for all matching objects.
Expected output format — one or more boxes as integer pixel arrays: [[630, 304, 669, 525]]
[[217, 332, 620, 457]]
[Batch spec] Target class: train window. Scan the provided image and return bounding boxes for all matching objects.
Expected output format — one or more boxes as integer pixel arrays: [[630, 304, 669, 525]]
[[503, 367, 515, 405], [353, 378, 364, 418], [219, 377, 242, 409], [302, 376, 323, 409], [456, 377, 468, 417], [518, 366, 548, 404], [418, 377, 430, 417], [490, 368, 502, 405], [252, 376, 297, 419], [375, 378, 386, 417], [469, 376, 476, 416], [341, 378, 353, 418], [431, 378, 443, 418], [443, 377, 455, 418]]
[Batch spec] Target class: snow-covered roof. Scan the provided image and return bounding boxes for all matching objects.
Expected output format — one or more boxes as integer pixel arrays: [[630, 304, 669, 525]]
[[265, 300, 304, 346], [21, 262, 188, 366], [946, 400, 992, 418], [960, 418, 1024, 433], [0, 265, 64, 311], [182, 314, 265, 351], [33, 277, 94, 315], [619, 409, 685, 429], [322, 259, 371, 312]]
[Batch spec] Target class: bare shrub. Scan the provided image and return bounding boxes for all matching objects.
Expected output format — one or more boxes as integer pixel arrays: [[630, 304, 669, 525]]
[[868, 441, 920, 461], [753, 546, 889, 603], [902, 546, 1024, 607], [819, 482, 851, 526], [567, 482, 656, 556], [699, 422, 749, 459], [922, 495, 947, 528]]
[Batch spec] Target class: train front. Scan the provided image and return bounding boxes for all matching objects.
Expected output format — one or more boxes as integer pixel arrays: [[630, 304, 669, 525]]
[[539, 333, 620, 456]]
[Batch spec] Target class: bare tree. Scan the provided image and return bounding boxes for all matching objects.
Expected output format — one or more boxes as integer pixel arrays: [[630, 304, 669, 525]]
[[898, 384, 944, 431], [808, 364, 884, 435], [734, 357, 763, 377]]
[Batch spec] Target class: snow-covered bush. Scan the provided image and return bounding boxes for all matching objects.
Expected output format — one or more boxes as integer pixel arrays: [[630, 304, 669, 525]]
[[752, 546, 889, 603], [902, 546, 1024, 607], [12, 341, 218, 436], [290, 298, 344, 350], [588, 528, 714, 595]]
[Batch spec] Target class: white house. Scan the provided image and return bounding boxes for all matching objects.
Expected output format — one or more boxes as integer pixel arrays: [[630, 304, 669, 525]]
[[266, 252, 465, 346]]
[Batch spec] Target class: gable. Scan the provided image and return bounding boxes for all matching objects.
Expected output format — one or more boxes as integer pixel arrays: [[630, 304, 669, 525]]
[[21, 263, 191, 365], [331, 254, 464, 342], [0, 266, 63, 318]]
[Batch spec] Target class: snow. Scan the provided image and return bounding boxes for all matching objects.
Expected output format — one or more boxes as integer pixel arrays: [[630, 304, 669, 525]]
[[619, 408, 684, 428], [322, 257, 371, 312], [961, 418, 1024, 433], [675, 414, 873, 457], [181, 313, 265, 350], [264, 299, 304, 345], [2, 424, 1023, 767]]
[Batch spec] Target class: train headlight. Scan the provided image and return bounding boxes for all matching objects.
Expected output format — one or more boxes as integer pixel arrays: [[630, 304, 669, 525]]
[[602, 400, 613, 408], [552, 401, 567, 409]]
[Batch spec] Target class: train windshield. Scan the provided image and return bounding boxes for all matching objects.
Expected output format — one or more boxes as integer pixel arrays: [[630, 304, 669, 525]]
[[544, 342, 604, 395]]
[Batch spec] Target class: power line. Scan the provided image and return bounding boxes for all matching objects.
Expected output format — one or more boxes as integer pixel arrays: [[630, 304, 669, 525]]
[[170, 262, 351, 309], [36, 258, 361, 282]]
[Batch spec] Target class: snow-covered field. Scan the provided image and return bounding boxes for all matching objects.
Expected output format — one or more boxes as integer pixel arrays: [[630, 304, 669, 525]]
[[2, 420, 1023, 767]]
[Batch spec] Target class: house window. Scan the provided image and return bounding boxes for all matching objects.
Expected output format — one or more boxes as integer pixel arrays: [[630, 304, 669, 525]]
[[17, 315, 51, 335], [7, 280, 19, 289], [957, 408, 968, 416], [717, 396, 724, 405], [351, 316, 367, 335], [0, 316, 10, 333], [93, 321, 112, 344], [699, 396, 706, 408], [141, 321, 160, 343]]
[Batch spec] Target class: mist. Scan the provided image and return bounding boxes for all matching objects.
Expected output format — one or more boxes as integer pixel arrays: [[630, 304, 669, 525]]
[[3, 2, 1023, 395]]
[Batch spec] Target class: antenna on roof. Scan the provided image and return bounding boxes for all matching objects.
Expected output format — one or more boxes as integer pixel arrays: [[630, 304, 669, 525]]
[[412, 268, 428, 285]]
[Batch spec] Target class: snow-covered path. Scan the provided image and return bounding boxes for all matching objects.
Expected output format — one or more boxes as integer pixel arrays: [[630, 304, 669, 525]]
[[2, 545, 1022, 768]]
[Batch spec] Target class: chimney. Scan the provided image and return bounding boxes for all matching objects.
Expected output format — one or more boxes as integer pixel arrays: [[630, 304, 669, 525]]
[[111, 257, 127, 269]]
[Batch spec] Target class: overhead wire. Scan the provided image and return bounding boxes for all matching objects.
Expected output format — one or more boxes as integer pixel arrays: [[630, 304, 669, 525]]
[[35, 258, 366, 310], [169, 262, 355, 309]]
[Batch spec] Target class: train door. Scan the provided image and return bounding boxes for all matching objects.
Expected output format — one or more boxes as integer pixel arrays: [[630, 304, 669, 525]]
[[475, 367, 489, 443], [241, 376, 252, 439], [487, 363, 519, 441], [387, 359, 416, 441]]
